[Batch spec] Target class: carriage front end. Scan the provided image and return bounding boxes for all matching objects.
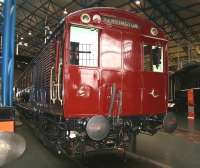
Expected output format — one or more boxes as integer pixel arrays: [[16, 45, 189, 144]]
[[16, 8, 177, 157]]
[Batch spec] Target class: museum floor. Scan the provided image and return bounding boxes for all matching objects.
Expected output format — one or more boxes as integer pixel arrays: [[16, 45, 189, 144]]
[[2, 113, 200, 168]]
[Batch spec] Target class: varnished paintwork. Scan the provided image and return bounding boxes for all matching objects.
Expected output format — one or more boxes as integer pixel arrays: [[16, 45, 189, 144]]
[[15, 8, 168, 119], [63, 8, 168, 118]]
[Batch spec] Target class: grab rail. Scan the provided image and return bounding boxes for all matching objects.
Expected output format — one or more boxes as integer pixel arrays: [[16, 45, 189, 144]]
[[50, 66, 57, 104], [57, 62, 63, 105], [108, 83, 116, 117]]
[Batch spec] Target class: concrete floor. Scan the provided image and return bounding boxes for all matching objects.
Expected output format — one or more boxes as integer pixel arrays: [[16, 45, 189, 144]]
[[2, 114, 200, 168], [137, 114, 200, 168], [2, 125, 76, 168]]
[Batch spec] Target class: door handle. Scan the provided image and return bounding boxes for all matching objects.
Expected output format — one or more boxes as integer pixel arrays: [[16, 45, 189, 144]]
[[149, 89, 160, 98]]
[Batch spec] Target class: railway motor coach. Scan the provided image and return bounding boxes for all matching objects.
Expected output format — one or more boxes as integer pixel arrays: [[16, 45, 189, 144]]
[[16, 7, 177, 156]]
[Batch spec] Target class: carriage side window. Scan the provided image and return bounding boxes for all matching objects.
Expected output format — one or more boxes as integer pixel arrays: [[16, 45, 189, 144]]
[[70, 26, 99, 67], [143, 45, 163, 72]]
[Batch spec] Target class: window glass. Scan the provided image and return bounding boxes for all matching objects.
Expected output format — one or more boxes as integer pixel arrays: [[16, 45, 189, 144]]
[[143, 45, 163, 72], [70, 26, 99, 67], [123, 40, 133, 71], [101, 30, 121, 69]]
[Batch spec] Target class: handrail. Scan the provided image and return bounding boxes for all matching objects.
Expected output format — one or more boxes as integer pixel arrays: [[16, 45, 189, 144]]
[[57, 62, 63, 105], [117, 90, 123, 121], [50, 66, 56, 104], [108, 83, 116, 117]]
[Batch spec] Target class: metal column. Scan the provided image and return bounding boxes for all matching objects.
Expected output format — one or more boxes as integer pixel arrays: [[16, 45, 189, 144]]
[[1, 0, 16, 107], [0, 4, 26, 163]]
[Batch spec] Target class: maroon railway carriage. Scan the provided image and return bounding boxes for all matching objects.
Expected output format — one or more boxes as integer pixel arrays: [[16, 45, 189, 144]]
[[15, 7, 176, 156]]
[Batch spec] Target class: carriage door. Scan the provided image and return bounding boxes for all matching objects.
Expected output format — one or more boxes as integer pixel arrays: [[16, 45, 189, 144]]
[[141, 37, 167, 115], [100, 29, 123, 116], [66, 26, 100, 116]]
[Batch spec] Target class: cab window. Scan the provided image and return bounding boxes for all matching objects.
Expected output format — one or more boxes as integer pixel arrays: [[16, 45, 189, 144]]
[[70, 26, 99, 67], [143, 45, 163, 72]]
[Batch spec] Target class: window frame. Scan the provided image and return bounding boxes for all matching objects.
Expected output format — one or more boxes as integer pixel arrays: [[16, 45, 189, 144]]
[[69, 25, 100, 68], [142, 42, 164, 73]]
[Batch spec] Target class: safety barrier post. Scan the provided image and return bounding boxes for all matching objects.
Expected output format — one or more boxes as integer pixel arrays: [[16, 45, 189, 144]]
[[187, 89, 195, 120]]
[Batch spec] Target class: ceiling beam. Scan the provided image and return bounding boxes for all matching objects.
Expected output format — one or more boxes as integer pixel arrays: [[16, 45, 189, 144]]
[[17, 0, 50, 27]]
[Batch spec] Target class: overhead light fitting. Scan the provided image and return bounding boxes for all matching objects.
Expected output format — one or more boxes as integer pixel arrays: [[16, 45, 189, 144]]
[[24, 43, 28, 47], [20, 37, 24, 40], [0, 0, 3, 6], [18, 41, 28, 47], [135, 0, 141, 5], [63, 8, 68, 15], [28, 31, 32, 36]]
